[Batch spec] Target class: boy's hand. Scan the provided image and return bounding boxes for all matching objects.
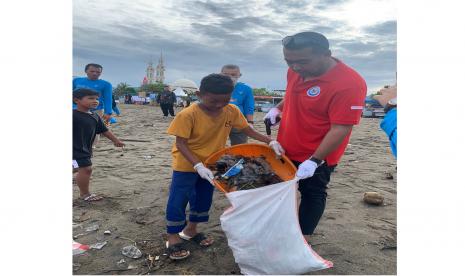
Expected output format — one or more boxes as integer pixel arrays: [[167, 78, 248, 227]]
[[103, 114, 112, 121], [269, 140, 285, 156], [114, 140, 125, 147], [193, 163, 214, 185]]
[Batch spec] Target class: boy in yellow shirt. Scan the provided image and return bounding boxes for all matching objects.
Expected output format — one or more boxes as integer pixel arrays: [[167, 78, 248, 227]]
[[165, 74, 284, 260]]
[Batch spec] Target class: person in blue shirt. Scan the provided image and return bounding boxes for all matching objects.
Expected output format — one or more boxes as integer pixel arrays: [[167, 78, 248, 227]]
[[374, 85, 397, 158], [73, 63, 113, 122], [221, 64, 255, 145]]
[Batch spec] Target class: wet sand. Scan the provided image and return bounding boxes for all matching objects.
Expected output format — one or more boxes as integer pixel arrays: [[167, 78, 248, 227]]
[[72, 103, 396, 275]]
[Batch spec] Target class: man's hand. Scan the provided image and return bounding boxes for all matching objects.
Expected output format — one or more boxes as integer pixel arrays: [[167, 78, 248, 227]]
[[269, 140, 285, 156], [193, 163, 214, 184], [113, 140, 125, 147], [296, 159, 318, 179], [373, 85, 397, 107], [263, 107, 282, 125]]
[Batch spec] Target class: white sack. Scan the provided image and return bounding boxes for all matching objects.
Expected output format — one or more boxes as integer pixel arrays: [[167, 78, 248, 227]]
[[220, 179, 333, 275]]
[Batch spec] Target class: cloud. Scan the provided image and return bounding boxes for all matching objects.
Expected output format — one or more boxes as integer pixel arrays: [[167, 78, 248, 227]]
[[73, 0, 397, 90]]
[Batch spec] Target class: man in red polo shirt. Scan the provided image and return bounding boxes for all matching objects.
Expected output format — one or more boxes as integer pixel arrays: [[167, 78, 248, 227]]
[[264, 31, 367, 238]]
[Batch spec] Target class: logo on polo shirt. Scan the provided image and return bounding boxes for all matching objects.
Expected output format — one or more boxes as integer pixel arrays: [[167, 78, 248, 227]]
[[306, 86, 321, 97]]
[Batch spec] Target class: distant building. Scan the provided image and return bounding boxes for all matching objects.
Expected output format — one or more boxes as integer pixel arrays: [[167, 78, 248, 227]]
[[145, 61, 155, 84], [155, 52, 165, 83], [271, 89, 286, 96]]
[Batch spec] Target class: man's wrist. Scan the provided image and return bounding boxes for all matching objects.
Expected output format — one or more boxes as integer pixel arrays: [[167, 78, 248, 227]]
[[384, 98, 397, 113], [309, 156, 325, 167]]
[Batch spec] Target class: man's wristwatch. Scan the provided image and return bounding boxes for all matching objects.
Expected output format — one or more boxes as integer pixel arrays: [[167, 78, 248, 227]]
[[247, 120, 254, 124], [309, 156, 325, 167], [384, 98, 397, 113]]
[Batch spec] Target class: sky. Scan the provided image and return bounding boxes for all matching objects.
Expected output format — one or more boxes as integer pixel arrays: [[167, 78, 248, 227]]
[[73, 0, 396, 93]]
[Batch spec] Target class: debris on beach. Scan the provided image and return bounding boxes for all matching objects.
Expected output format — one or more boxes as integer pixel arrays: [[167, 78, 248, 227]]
[[363, 192, 384, 205], [384, 172, 394, 180], [74, 211, 91, 222], [121, 245, 143, 259], [72, 223, 82, 230], [209, 154, 283, 191], [73, 241, 89, 255], [73, 232, 90, 239], [85, 224, 100, 232], [116, 258, 127, 268], [104, 230, 112, 235], [90, 241, 108, 250]]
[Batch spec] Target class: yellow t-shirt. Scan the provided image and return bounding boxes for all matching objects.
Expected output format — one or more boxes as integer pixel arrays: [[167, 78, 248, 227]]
[[167, 103, 248, 172]]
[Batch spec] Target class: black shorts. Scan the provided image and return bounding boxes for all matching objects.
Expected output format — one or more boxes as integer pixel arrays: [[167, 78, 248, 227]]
[[73, 158, 92, 168]]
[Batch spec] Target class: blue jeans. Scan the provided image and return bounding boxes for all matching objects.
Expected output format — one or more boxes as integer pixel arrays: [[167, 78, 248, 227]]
[[112, 105, 120, 115], [165, 171, 214, 234]]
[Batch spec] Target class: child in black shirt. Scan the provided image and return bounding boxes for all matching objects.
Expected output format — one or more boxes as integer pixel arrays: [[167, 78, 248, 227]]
[[73, 88, 125, 201]]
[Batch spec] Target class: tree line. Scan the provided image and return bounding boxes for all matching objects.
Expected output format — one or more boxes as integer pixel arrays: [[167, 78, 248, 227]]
[[113, 82, 283, 97]]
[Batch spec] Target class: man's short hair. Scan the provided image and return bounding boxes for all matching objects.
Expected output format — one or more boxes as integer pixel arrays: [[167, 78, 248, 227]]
[[85, 63, 103, 71], [73, 88, 99, 99], [221, 64, 240, 71], [199, 74, 234, 95], [282, 31, 330, 54]]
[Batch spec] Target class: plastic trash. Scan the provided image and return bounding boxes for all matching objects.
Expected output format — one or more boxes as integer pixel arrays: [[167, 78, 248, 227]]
[[121, 245, 142, 259], [116, 258, 127, 268], [143, 155, 152, 160], [220, 179, 332, 274], [73, 241, 89, 255], [221, 158, 244, 179], [90, 241, 108, 250], [85, 224, 99, 232], [104, 230, 111, 235], [110, 117, 117, 124], [117, 259, 126, 265]]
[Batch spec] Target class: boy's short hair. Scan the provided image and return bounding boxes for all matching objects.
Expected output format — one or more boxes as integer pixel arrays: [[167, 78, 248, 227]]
[[85, 63, 103, 71], [199, 74, 234, 95], [73, 88, 99, 99]]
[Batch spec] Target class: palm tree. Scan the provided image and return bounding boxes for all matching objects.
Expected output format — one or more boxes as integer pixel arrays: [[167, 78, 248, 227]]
[[114, 82, 130, 97]]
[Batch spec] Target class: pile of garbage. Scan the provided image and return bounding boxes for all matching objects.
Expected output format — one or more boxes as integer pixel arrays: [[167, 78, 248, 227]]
[[209, 154, 283, 191]]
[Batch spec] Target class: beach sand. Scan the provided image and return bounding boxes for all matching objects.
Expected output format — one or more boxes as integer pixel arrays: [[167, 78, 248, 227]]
[[72, 104, 397, 275]]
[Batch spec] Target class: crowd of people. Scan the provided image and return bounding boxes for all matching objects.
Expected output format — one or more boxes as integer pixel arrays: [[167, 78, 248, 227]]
[[72, 31, 396, 261]]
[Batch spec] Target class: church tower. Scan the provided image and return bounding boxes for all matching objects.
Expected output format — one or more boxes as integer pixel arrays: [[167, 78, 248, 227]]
[[146, 59, 155, 84], [155, 52, 165, 83]]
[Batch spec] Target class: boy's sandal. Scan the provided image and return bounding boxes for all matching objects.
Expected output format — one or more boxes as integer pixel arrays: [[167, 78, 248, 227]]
[[179, 231, 214, 247], [81, 194, 103, 202], [165, 241, 190, 260]]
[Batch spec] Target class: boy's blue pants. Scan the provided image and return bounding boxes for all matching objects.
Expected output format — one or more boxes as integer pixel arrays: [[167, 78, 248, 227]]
[[166, 171, 214, 234]]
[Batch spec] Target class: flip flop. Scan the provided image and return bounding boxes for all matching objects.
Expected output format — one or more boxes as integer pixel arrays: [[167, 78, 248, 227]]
[[179, 231, 214, 247], [165, 241, 190, 260], [81, 194, 103, 202]]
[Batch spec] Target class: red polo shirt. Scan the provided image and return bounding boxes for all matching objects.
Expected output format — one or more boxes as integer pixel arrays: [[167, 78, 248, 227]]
[[277, 58, 367, 165]]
